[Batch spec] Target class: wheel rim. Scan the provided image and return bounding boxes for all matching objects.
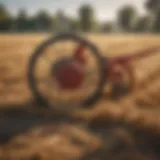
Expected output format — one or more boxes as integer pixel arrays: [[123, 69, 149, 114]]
[[28, 33, 106, 108]]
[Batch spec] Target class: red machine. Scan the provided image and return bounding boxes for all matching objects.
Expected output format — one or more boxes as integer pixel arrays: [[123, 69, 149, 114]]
[[28, 33, 160, 108]]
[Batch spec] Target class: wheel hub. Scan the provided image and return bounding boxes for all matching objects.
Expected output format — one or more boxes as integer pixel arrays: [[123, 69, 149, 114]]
[[52, 57, 85, 90]]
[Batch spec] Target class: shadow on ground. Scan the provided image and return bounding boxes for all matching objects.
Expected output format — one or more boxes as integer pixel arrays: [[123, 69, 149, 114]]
[[0, 102, 80, 144], [0, 102, 160, 160]]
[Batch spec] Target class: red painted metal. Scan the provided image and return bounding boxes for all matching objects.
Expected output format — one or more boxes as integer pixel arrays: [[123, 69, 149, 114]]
[[109, 46, 160, 65], [53, 44, 160, 90], [53, 59, 85, 90], [104, 46, 160, 81], [74, 44, 86, 64]]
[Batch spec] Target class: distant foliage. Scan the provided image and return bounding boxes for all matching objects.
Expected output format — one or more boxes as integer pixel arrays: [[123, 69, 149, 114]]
[[0, 0, 159, 33], [34, 10, 53, 31], [146, 0, 160, 12], [145, 0, 160, 32], [117, 5, 138, 32], [135, 16, 153, 32], [70, 19, 81, 32], [153, 11, 160, 32], [0, 4, 12, 31], [79, 4, 95, 32], [16, 9, 30, 31], [101, 22, 115, 33]]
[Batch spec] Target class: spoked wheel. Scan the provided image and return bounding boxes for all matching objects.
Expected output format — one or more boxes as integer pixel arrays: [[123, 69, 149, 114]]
[[28, 33, 106, 109]]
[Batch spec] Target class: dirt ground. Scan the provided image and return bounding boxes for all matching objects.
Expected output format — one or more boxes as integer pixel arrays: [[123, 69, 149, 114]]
[[0, 34, 160, 160]]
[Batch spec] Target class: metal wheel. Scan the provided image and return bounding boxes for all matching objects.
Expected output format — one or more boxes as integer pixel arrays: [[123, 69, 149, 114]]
[[28, 33, 106, 109]]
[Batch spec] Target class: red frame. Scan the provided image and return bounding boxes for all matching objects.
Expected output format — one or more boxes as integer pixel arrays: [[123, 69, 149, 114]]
[[74, 44, 160, 82]]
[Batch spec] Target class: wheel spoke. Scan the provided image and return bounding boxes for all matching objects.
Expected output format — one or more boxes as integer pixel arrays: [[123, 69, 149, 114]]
[[28, 34, 105, 108]]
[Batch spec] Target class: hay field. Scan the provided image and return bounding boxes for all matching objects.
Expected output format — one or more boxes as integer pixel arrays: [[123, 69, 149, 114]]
[[0, 34, 160, 160], [0, 34, 160, 104]]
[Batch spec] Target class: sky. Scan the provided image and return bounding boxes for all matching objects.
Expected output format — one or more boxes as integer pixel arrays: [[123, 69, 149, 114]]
[[0, 0, 147, 21]]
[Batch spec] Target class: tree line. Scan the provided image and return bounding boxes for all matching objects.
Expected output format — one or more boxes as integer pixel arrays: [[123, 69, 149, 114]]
[[0, 0, 160, 33]]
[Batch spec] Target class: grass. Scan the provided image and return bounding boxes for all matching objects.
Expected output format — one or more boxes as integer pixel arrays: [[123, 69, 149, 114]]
[[0, 33, 160, 160]]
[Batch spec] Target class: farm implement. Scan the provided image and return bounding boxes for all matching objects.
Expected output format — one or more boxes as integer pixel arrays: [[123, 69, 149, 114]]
[[28, 33, 160, 108]]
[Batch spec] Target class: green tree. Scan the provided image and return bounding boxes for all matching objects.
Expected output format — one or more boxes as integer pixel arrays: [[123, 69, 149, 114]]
[[0, 4, 12, 31], [102, 22, 114, 33], [153, 11, 160, 32], [34, 10, 53, 31], [117, 5, 138, 32], [146, 0, 160, 12], [16, 9, 29, 31], [70, 18, 80, 32], [135, 16, 153, 32], [145, 0, 160, 32], [26, 16, 38, 31], [79, 4, 95, 32]]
